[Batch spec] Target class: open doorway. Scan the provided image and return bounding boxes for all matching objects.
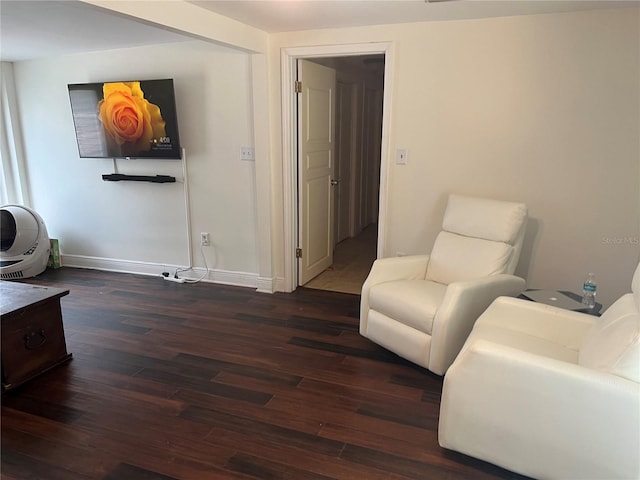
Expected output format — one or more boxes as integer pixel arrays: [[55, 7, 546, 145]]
[[301, 55, 384, 295], [280, 42, 393, 294]]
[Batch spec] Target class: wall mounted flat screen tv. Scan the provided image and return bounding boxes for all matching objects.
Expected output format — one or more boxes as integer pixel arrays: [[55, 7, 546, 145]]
[[68, 79, 181, 159]]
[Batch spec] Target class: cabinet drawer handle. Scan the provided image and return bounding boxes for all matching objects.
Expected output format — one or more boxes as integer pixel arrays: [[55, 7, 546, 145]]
[[24, 329, 47, 350]]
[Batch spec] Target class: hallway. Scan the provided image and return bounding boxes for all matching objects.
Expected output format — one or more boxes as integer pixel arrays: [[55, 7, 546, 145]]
[[304, 224, 377, 295]]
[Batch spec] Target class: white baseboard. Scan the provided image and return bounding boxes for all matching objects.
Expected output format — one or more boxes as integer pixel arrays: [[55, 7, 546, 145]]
[[273, 276, 287, 293], [61, 254, 276, 292]]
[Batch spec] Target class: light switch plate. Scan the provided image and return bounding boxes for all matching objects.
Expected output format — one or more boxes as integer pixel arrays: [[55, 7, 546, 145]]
[[240, 146, 255, 161], [396, 148, 408, 165]]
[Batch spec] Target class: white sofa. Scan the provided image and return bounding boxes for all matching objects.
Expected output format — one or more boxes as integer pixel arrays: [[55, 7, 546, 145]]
[[360, 194, 528, 375], [438, 262, 640, 480]]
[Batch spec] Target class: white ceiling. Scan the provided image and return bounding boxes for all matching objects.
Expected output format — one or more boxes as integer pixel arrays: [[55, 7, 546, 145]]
[[0, 0, 636, 62], [192, 0, 637, 32], [0, 1, 193, 62]]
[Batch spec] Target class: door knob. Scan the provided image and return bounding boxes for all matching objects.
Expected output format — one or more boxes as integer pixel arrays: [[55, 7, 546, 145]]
[[330, 179, 340, 186]]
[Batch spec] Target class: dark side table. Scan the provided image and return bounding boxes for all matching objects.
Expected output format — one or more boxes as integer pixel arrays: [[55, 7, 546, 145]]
[[520, 289, 602, 316]]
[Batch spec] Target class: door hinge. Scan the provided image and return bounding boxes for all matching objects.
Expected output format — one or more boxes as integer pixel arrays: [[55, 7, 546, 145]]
[[296, 248, 303, 258], [294, 81, 302, 93]]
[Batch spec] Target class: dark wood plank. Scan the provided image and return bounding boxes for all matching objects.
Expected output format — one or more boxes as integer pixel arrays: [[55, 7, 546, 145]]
[[226, 453, 337, 480], [287, 336, 408, 363], [1, 393, 84, 424], [1, 268, 533, 480], [1, 449, 93, 480], [180, 405, 344, 456], [102, 463, 179, 480], [175, 352, 303, 386]]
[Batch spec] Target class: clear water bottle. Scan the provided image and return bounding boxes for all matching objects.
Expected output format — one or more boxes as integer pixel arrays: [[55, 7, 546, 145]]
[[582, 273, 597, 309]]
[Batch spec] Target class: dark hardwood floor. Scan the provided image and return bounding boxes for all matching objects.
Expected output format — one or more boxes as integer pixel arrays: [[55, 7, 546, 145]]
[[1, 268, 529, 480]]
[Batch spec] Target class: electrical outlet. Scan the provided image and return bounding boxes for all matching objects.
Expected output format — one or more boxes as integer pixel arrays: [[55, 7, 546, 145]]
[[200, 232, 210, 246], [240, 146, 255, 161]]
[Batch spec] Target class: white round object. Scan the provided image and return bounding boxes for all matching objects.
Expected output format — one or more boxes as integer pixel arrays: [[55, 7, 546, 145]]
[[0, 204, 51, 279]]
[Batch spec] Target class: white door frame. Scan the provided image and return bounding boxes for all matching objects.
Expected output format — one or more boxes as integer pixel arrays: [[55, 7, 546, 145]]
[[280, 42, 394, 292]]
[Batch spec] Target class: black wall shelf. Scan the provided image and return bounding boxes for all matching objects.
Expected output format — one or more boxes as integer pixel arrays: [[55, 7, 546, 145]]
[[102, 174, 176, 183]]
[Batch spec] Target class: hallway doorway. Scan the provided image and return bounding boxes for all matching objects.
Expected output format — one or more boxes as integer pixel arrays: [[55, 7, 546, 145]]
[[280, 42, 394, 294], [298, 54, 385, 295]]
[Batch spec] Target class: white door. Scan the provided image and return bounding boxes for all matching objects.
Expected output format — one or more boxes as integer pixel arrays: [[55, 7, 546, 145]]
[[298, 59, 336, 285]]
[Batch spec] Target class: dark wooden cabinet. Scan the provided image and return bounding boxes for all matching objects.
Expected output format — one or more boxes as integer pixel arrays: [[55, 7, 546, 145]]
[[1, 281, 72, 391]]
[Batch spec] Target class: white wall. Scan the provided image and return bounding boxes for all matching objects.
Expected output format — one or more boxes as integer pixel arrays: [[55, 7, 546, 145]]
[[7, 4, 639, 306], [269, 7, 640, 307], [12, 40, 261, 283]]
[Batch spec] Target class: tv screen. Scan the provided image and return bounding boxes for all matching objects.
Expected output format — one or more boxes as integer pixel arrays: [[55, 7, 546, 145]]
[[68, 79, 181, 159]]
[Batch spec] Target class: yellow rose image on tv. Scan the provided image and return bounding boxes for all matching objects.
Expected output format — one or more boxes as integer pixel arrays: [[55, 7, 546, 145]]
[[98, 82, 166, 156]]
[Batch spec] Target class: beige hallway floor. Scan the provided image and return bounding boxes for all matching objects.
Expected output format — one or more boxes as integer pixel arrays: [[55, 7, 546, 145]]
[[304, 223, 377, 295]]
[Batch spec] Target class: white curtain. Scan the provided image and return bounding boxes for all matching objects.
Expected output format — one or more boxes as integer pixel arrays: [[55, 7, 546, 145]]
[[1, 61, 30, 206]]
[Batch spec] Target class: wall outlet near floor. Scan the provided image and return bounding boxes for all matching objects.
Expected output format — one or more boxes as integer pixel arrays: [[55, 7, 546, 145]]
[[200, 232, 210, 246]]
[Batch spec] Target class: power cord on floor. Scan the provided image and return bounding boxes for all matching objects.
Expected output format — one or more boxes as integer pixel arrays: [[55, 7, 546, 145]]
[[175, 244, 209, 283], [162, 245, 209, 284]]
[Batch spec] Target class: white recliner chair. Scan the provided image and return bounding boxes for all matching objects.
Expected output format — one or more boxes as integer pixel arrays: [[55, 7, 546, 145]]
[[438, 262, 640, 480], [360, 194, 528, 375]]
